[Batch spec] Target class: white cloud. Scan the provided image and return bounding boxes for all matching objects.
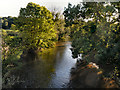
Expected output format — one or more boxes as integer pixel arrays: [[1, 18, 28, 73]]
[[0, 0, 82, 17]]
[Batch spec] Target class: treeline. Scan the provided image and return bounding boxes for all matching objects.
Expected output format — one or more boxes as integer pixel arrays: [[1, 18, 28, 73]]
[[63, 2, 120, 81]]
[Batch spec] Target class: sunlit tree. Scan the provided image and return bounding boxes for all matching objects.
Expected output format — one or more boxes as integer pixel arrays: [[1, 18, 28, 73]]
[[15, 2, 57, 51]]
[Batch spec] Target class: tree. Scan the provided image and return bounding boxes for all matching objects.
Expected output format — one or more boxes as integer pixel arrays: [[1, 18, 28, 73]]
[[63, 2, 118, 26], [64, 2, 120, 65], [63, 3, 82, 27], [15, 2, 57, 52], [51, 8, 68, 41], [64, 2, 120, 81], [1, 16, 14, 29]]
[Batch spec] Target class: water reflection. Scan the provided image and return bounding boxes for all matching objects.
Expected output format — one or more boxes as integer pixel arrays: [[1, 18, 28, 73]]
[[12, 41, 76, 88]]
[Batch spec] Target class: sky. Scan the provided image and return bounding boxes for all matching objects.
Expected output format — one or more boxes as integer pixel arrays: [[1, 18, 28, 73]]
[[0, 0, 82, 17]]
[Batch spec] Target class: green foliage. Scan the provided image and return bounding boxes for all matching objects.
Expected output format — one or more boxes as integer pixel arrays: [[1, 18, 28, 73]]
[[52, 12, 67, 41], [63, 2, 118, 26], [51, 9, 70, 41], [3, 2, 70, 76], [10, 24, 17, 30], [110, 67, 120, 81], [1, 16, 15, 29], [64, 2, 120, 66], [63, 2, 120, 83], [2, 29, 23, 74], [15, 2, 57, 51], [63, 3, 82, 26]]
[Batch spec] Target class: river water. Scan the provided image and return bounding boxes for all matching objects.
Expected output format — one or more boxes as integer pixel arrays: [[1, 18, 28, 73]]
[[12, 41, 77, 88]]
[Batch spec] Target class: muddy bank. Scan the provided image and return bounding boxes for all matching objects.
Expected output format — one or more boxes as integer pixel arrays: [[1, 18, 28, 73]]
[[69, 60, 119, 88]]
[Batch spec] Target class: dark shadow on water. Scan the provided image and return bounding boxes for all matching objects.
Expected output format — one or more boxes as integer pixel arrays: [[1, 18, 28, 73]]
[[10, 41, 76, 88]]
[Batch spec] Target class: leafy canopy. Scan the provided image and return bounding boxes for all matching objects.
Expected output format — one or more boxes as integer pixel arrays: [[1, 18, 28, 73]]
[[64, 2, 120, 66], [15, 2, 57, 50]]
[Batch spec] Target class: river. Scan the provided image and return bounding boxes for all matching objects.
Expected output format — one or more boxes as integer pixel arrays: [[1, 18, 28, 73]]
[[11, 41, 77, 88]]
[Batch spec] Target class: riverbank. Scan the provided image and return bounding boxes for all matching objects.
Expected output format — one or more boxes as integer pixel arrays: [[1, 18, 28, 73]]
[[69, 60, 119, 88], [3, 40, 120, 88]]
